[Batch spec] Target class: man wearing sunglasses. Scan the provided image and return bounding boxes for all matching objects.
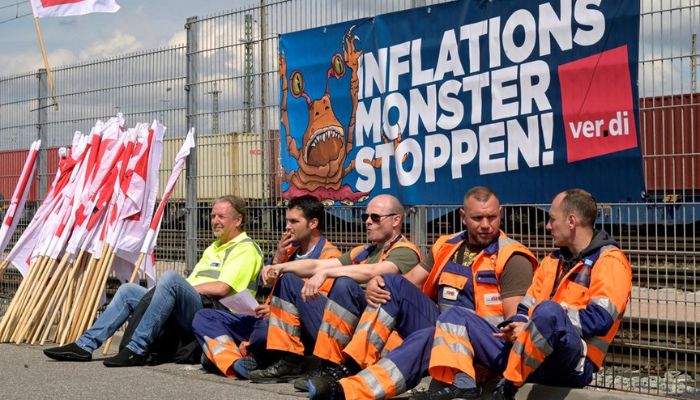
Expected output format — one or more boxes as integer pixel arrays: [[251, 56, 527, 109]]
[[305, 186, 538, 400], [249, 194, 422, 385]]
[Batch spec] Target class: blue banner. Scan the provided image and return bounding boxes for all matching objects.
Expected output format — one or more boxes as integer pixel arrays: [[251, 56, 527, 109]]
[[278, 0, 642, 204]]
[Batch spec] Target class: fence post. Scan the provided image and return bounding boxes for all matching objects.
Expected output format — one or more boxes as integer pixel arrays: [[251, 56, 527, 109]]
[[36, 69, 48, 199], [410, 206, 427, 254], [185, 16, 199, 273], [259, 0, 273, 231]]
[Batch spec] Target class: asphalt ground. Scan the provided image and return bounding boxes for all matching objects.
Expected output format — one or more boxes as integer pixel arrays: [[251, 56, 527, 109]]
[[0, 341, 303, 400], [0, 340, 660, 400]]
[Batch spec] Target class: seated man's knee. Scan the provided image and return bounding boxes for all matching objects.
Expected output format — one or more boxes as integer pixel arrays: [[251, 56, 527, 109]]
[[278, 272, 303, 290], [115, 282, 144, 298], [437, 305, 470, 323], [382, 274, 408, 292], [411, 326, 436, 342], [159, 270, 185, 287], [531, 300, 566, 323], [330, 276, 359, 292], [192, 309, 218, 328]]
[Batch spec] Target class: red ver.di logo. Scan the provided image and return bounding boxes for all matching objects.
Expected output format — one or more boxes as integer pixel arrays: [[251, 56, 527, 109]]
[[559, 45, 638, 163]]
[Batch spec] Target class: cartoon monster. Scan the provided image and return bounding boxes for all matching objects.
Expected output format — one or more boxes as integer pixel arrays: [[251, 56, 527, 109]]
[[280, 27, 395, 204]]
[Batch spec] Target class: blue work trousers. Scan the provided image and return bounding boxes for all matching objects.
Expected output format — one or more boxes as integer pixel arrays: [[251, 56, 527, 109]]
[[77, 271, 203, 355]]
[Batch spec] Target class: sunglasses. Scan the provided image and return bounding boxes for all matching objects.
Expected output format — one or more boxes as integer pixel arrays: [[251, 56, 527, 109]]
[[361, 213, 397, 223]]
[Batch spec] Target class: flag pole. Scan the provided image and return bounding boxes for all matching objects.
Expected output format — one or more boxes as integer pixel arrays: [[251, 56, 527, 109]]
[[33, 17, 59, 110]]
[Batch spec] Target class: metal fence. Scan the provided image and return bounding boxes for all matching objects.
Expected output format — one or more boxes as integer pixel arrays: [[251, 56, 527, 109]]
[[0, 0, 699, 397]]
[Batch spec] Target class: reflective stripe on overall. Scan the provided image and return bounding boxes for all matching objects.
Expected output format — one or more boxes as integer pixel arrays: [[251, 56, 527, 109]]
[[267, 237, 341, 355], [314, 236, 422, 365], [429, 232, 537, 384], [193, 310, 263, 377], [341, 233, 536, 397], [503, 245, 630, 386]]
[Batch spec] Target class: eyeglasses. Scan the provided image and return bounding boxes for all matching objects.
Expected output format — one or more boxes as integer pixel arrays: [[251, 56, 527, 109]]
[[361, 213, 397, 223]]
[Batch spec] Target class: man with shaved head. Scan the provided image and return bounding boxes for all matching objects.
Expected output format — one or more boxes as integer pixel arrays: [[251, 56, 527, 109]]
[[304, 187, 537, 400], [248, 194, 422, 384], [490, 189, 632, 400]]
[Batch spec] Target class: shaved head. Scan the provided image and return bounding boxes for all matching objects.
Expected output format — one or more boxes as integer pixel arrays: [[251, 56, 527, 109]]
[[368, 194, 404, 217], [364, 194, 405, 245]]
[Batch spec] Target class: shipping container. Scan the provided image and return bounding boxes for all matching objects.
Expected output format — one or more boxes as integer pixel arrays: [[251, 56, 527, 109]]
[[640, 93, 700, 195], [0, 146, 62, 202], [159, 132, 265, 200]]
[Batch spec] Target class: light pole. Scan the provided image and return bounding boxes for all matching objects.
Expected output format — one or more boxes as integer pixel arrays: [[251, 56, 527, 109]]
[[207, 82, 220, 134]]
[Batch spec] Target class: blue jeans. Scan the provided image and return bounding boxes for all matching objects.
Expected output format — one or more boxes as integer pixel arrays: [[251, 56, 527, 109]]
[[76, 271, 203, 355]]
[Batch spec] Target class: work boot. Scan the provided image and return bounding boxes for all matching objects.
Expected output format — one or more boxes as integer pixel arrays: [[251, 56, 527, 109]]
[[307, 375, 346, 400], [293, 360, 356, 391], [43, 342, 92, 362], [249, 357, 304, 383], [102, 347, 146, 367], [292, 364, 327, 391], [321, 360, 359, 380], [232, 355, 258, 379], [410, 384, 482, 400], [492, 379, 517, 400]]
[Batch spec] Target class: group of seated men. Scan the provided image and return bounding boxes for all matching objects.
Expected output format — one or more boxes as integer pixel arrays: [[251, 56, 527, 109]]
[[44, 187, 632, 400]]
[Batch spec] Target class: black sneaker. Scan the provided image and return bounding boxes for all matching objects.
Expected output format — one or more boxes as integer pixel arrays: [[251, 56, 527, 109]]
[[43, 343, 92, 362], [103, 347, 146, 367], [308, 375, 345, 400], [492, 379, 517, 400], [410, 384, 482, 400], [249, 358, 304, 383]]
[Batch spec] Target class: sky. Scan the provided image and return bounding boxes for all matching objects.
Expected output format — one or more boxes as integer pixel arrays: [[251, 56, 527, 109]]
[[0, 0, 259, 76], [0, 0, 698, 91]]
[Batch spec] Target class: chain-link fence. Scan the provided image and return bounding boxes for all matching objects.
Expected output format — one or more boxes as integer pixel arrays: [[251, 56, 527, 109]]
[[0, 0, 699, 397]]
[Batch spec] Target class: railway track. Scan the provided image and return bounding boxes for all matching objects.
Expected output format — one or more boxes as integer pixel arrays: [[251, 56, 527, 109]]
[[633, 266, 700, 289], [610, 317, 700, 375]]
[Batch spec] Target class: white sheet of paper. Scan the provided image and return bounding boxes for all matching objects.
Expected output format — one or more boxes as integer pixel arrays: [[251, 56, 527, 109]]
[[218, 290, 259, 316]]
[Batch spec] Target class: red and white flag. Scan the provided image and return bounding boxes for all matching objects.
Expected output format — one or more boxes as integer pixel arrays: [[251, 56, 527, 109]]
[[7, 140, 85, 275], [0, 140, 41, 255], [67, 118, 129, 257], [36, 131, 95, 261], [110, 121, 165, 284], [140, 128, 195, 256], [86, 125, 141, 258], [30, 0, 120, 18]]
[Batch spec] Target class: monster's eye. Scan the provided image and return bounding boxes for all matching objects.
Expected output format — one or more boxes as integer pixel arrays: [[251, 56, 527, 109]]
[[290, 71, 304, 97], [331, 54, 345, 77]]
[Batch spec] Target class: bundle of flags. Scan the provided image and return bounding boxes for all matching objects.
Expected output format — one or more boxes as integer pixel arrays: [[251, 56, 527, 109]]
[[0, 116, 195, 346]]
